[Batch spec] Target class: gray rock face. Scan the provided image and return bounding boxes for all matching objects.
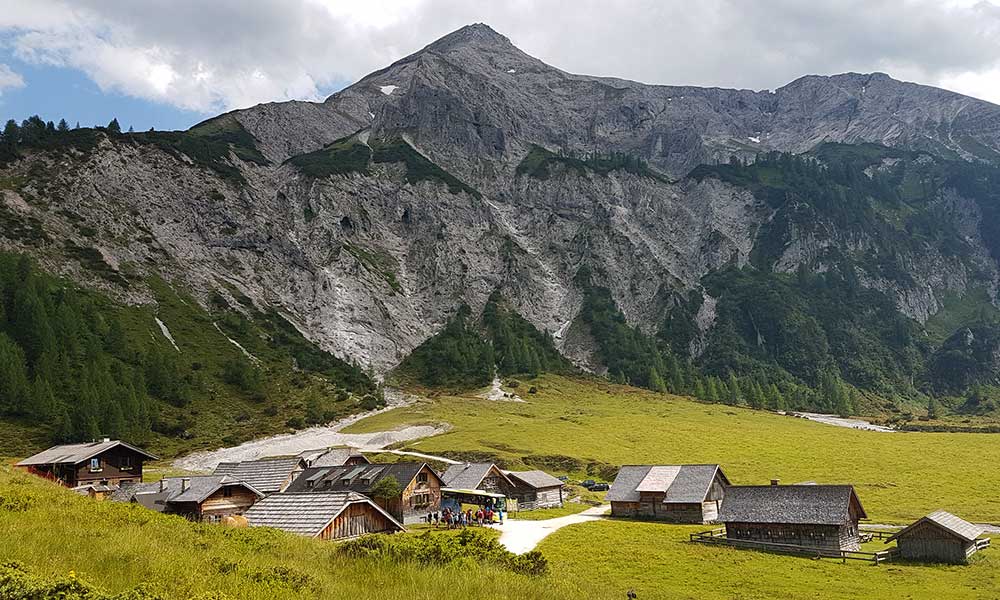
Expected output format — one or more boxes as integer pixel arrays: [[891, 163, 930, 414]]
[[4, 23, 1000, 376]]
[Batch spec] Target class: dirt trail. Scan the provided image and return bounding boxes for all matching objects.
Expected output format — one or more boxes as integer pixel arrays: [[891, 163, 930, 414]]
[[498, 505, 611, 554], [787, 411, 895, 433], [173, 389, 447, 471]]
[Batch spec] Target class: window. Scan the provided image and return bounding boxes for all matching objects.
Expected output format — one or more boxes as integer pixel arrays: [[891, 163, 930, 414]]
[[120, 456, 133, 470], [89, 458, 102, 472], [417, 472, 428, 484], [223, 487, 233, 498]]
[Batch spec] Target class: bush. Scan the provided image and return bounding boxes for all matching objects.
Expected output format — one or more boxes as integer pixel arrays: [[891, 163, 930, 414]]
[[285, 416, 305, 429], [528, 386, 538, 394]]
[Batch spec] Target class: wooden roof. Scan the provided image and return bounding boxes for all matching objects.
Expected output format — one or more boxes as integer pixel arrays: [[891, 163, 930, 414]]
[[244, 491, 404, 537], [16, 440, 158, 466], [504, 470, 564, 489], [213, 457, 305, 494], [886, 511, 984, 543], [718, 485, 867, 525], [606, 465, 728, 504], [441, 463, 515, 490]]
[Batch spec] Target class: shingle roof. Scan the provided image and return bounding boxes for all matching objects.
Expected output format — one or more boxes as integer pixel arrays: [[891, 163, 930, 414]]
[[504, 470, 564, 490], [213, 457, 305, 493], [310, 447, 371, 467], [606, 465, 727, 503], [286, 462, 437, 494], [886, 511, 983, 543], [244, 491, 404, 537], [16, 440, 158, 466], [441, 463, 513, 490], [718, 485, 866, 525], [111, 476, 263, 507]]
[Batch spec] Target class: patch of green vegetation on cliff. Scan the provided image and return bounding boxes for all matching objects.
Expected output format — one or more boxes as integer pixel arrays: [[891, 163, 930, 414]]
[[516, 144, 669, 182], [372, 138, 481, 198], [288, 135, 372, 178], [343, 242, 403, 294]]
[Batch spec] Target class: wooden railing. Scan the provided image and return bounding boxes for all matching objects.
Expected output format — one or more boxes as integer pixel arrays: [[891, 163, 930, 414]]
[[975, 538, 992, 551], [690, 528, 900, 565]]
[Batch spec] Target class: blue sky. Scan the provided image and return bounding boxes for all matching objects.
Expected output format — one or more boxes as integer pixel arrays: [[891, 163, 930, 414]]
[[2, 0, 1000, 133]]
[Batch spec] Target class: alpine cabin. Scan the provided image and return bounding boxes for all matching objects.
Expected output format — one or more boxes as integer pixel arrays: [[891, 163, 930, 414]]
[[887, 511, 990, 563], [504, 470, 565, 510], [16, 439, 157, 488], [607, 465, 730, 523], [718, 484, 868, 551], [112, 475, 264, 522], [244, 491, 404, 540]]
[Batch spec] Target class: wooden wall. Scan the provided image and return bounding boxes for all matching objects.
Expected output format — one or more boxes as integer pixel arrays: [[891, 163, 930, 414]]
[[198, 486, 260, 521], [611, 497, 711, 523], [391, 465, 442, 525], [511, 486, 563, 510], [72, 447, 146, 486], [724, 522, 860, 551], [320, 502, 398, 540], [896, 522, 978, 563]]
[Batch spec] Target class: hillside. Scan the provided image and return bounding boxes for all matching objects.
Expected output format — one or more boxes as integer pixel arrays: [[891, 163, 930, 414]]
[[0, 464, 578, 600], [3, 23, 1000, 451]]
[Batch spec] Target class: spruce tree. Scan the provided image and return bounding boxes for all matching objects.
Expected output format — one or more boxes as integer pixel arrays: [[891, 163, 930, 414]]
[[57, 119, 70, 132], [107, 118, 122, 134], [648, 367, 666, 392], [727, 372, 741, 405]]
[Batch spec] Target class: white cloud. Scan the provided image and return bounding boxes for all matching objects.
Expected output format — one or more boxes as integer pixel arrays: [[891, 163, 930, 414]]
[[0, 64, 25, 95], [5, 0, 1000, 112]]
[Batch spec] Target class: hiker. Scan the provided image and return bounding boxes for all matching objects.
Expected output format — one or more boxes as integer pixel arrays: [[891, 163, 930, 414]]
[[485, 508, 493, 526], [433, 511, 439, 525], [476, 508, 483, 526], [498, 509, 504, 525]]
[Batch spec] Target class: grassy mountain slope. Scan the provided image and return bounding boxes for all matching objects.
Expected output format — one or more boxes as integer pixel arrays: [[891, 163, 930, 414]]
[[0, 465, 578, 600]]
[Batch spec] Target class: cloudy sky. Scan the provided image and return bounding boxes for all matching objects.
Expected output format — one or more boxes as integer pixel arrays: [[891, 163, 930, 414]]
[[2, 0, 1000, 130]]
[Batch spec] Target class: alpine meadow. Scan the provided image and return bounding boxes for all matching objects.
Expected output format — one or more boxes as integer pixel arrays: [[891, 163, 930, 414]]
[[3, 8, 1000, 600]]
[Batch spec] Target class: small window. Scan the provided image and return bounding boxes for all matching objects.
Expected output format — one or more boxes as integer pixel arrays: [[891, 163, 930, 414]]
[[417, 472, 428, 484], [120, 456, 133, 470], [223, 487, 233, 498], [89, 458, 102, 471]]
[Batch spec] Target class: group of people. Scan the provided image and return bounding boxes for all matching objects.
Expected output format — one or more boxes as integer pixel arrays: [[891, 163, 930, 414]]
[[428, 506, 504, 528]]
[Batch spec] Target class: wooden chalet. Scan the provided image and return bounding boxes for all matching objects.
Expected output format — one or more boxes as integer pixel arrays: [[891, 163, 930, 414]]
[[244, 491, 404, 540], [718, 484, 867, 551], [286, 462, 442, 525], [441, 462, 516, 496], [606, 465, 729, 523], [886, 511, 990, 563], [112, 475, 264, 522], [16, 439, 158, 488], [212, 457, 306, 495], [504, 470, 565, 510]]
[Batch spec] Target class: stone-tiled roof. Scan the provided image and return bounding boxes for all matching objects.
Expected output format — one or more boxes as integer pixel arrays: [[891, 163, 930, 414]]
[[887, 510, 983, 543], [16, 440, 158, 466], [286, 462, 437, 494], [244, 491, 404, 537], [310, 447, 371, 468], [504, 470, 564, 490], [719, 485, 866, 525], [213, 457, 305, 494], [112, 475, 262, 508], [606, 465, 727, 503]]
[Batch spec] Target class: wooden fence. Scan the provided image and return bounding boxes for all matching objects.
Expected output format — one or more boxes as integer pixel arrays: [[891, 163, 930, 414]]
[[690, 528, 900, 565]]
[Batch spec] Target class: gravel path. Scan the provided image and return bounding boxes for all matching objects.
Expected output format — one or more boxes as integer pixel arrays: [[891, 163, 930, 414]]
[[788, 411, 895, 433], [499, 505, 610, 554], [173, 389, 447, 471]]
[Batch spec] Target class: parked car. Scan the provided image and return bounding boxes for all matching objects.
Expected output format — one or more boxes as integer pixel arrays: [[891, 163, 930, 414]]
[[581, 479, 596, 489], [589, 483, 610, 492], [557, 475, 569, 482]]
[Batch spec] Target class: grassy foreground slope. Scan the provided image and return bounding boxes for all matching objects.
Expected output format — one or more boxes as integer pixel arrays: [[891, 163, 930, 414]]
[[0, 465, 579, 600], [346, 376, 1000, 522]]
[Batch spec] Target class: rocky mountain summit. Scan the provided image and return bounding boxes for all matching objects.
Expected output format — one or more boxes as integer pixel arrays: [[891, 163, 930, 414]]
[[2, 23, 1000, 404]]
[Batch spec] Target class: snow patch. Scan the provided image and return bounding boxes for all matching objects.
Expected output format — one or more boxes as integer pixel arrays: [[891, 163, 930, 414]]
[[379, 85, 397, 95], [748, 136, 761, 143], [368, 111, 375, 119], [213, 322, 259, 364], [155, 317, 180, 352], [478, 376, 525, 402], [506, 68, 516, 74]]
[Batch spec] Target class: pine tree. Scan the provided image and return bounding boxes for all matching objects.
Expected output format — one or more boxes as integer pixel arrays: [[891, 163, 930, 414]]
[[927, 396, 940, 420], [693, 378, 707, 400], [767, 383, 785, 411], [107, 118, 122, 134], [57, 119, 70, 132], [705, 378, 720, 403], [0, 333, 31, 415], [668, 358, 686, 394], [648, 367, 666, 393], [727, 372, 741, 405]]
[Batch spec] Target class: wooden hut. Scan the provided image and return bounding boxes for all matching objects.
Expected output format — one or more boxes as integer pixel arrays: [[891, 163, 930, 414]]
[[286, 462, 443, 525], [718, 484, 867, 551], [244, 491, 404, 540], [16, 439, 157, 488], [504, 470, 565, 510], [886, 511, 989, 563], [112, 475, 264, 522], [606, 465, 730, 523], [441, 462, 516, 496]]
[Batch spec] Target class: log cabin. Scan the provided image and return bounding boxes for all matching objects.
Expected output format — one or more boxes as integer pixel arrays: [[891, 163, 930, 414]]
[[504, 470, 565, 510], [244, 491, 404, 540], [16, 439, 158, 488], [886, 511, 989, 563], [607, 465, 730, 523], [212, 457, 306, 495], [286, 462, 443, 525], [718, 484, 867, 551], [112, 475, 264, 522]]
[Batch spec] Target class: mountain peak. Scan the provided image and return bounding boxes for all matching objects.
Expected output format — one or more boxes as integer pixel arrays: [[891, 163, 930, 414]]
[[425, 23, 513, 53]]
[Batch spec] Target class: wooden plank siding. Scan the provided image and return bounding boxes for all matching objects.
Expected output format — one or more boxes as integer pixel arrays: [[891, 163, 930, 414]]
[[376, 465, 442, 525], [895, 520, 981, 563], [65, 447, 146, 487], [511, 486, 563, 510], [320, 503, 398, 540], [724, 522, 861, 552], [198, 486, 260, 521]]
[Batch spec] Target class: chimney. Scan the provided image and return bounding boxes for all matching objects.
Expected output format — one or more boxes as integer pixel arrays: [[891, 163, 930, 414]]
[[770, 479, 781, 486], [101, 437, 111, 443], [181, 478, 190, 492]]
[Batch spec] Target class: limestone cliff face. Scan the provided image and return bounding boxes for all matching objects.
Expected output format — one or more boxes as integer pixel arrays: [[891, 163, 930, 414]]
[[2, 24, 1000, 375]]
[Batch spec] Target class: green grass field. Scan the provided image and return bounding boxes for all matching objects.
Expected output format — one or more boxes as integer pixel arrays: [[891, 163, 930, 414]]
[[0, 465, 578, 600], [345, 375, 1000, 523]]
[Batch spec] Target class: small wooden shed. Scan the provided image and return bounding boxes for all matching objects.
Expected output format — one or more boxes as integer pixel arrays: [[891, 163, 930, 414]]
[[607, 465, 730, 523], [886, 511, 989, 563], [504, 470, 565, 510], [244, 491, 404, 540]]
